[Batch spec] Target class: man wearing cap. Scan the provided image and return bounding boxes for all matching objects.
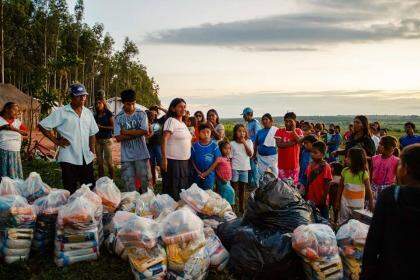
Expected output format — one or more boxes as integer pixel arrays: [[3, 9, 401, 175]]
[[241, 107, 261, 188], [38, 83, 99, 193]]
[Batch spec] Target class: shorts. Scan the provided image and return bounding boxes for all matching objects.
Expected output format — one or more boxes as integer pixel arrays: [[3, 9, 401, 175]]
[[231, 170, 249, 183], [95, 138, 113, 166], [148, 144, 162, 166]]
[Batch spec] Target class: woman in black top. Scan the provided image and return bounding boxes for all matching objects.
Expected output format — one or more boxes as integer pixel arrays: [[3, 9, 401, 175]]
[[333, 115, 376, 158], [94, 97, 114, 178], [361, 144, 420, 280]]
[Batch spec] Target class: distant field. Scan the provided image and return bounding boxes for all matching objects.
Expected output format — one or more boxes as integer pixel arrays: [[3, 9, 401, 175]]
[[221, 115, 419, 140]]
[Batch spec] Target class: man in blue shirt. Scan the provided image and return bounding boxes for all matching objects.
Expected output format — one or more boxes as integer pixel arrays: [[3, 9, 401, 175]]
[[39, 83, 99, 193], [114, 89, 151, 193], [190, 123, 221, 190], [242, 107, 261, 188], [399, 122, 420, 149]]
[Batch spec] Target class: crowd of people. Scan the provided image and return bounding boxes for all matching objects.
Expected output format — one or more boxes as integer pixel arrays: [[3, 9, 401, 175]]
[[1, 83, 420, 278]]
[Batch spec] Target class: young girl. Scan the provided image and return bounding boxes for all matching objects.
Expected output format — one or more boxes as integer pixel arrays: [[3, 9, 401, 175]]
[[201, 140, 235, 205], [230, 124, 253, 212], [370, 136, 399, 203], [335, 148, 374, 225], [362, 144, 420, 279], [0, 102, 27, 179], [329, 162, 344, 224]]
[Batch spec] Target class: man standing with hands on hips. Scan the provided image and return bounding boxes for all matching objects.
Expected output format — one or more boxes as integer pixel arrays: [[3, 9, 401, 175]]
[[38, 83, 99, 193]]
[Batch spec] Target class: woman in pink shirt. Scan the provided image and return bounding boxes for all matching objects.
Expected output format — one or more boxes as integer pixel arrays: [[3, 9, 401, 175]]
[[371, 136, 399, 203]]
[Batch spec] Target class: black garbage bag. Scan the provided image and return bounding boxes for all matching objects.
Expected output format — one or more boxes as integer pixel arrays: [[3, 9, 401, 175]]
[[243, 174, 314, 232], [229, 225, 303, 279], [216, 218, 243, 251]]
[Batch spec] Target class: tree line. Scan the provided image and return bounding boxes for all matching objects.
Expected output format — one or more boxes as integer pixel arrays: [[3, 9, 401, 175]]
[[0, 0, 160, 114]]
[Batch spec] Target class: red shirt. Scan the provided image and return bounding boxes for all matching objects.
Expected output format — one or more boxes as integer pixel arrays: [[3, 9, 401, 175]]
[[216, 156, 232, 181], [306, 162, 333, 206], [275, 128, 303, 170]]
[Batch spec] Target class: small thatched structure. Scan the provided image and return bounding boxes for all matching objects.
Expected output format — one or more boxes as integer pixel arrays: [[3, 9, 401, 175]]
[[0, 84, 41, 129]]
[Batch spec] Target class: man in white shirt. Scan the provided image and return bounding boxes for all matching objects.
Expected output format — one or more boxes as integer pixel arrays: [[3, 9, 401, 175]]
[[39, 83, 99, 193]]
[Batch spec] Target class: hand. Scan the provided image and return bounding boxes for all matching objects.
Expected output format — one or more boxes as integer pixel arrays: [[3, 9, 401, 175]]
[[275, 137, 283, 147], [240, 138, 247, 145], [55, 138, 70, 148], [201, 171, 209, 178], [121, 128, 128, 135], [161, 158, 168, 172]]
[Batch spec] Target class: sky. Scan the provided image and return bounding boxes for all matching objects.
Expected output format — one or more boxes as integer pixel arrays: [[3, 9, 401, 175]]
[[67, 0, 420, 117]]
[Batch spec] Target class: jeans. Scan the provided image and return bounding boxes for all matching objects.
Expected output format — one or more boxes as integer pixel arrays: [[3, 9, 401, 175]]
[[121, 159, 152, 193]]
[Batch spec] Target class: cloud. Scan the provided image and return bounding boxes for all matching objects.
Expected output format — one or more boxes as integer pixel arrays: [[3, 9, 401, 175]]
[[144, 0, 420, 51]]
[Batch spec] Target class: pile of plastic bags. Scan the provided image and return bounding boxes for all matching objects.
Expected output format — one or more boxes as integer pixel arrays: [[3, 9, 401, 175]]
[[0, 195, 36, 263], [336, 219, 369, 280], [0, 177, 22, 196], [135, 189, 156, 219], [292, 224, 343, 279], [119, 191, 141, 213], [55, 186, 103, 266], [217, 172, 315, 278], [32, 189, 70, 252], [94, 177, 121, 240]]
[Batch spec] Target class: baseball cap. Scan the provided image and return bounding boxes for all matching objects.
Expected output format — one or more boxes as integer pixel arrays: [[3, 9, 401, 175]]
[[241, 107, 253, 116], [69, 83, 88, 96]]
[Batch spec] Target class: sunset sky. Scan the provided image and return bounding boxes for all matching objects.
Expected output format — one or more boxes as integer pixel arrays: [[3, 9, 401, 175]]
[[68, 0, 420, 117]]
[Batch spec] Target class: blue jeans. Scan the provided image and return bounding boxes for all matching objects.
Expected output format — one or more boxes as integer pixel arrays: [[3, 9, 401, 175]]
[[121, 159, 152, 193]]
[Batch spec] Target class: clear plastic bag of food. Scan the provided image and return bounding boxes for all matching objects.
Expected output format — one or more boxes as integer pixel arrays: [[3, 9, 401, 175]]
[[0, 177, 21, 196], [0, 195, 36, 229], [33, 189, 70, 215], [202, 190, 232, 217], [57, 196, 97, 230], [204, 232, 229, 270], [150, 194, 178, 218], [119, 191, 141, 212], [69, 184, 103, 221], [117, 216, 159, 249], [292, 224, 339, 261], [180, 184, 210, 213], [20, 172, 51, 202], [336, 219, 369, 280], [167, 245, 210, 280], [161, 208, 204, 245], [94, 177, 121, 213], [128, 244, 167, 280], [135, 189, 156, 218]]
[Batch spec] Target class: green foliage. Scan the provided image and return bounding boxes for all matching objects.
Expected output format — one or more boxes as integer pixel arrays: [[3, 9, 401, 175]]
[[2, 0, 160, 111]]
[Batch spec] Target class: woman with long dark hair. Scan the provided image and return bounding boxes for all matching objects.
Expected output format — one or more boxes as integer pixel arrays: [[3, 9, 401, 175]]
[[94, 96, 114, 178], [206, 109, 225, 142], [161, 98, 192, 200], [0, 102, 28, 179], [333, 115, 376, 158]]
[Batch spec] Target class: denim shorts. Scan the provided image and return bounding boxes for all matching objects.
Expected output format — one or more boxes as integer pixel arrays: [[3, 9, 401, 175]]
[[231, 169, 249, 183]]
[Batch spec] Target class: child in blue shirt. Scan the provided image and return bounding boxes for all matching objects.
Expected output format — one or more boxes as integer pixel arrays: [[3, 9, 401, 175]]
[[299, 135, 317, 190], [191, 123, 222, 190]]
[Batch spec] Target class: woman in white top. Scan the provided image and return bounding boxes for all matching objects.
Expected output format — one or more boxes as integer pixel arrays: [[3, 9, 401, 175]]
[[0, 102, 28, 179], [161, 98, 192, 200], [207, 109, 225, 142]]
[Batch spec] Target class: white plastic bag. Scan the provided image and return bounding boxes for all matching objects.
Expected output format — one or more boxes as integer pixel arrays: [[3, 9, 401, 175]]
[[57, 196, 97, 230], [150, 194, 178, 218], [204, 232, 229, 270], [20, 172, 51, 202], [119, 191, 141, 212], [135, 188, 156, 218], [180, 184, 209, 213], [161, 208, 204, 245], [33, 189, 70, 215], [0, 177, 21, 196], [94, 177, 121, 213], [117, 216, 159, 249]]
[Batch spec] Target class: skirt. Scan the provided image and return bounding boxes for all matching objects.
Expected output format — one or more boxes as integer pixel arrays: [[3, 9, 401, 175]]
[[0, 148, 23, 179], [162, 159, 190, 201]]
